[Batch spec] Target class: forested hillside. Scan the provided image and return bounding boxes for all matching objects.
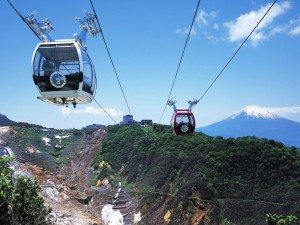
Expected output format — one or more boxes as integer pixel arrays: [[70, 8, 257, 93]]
[[93, 125, 300, 225]]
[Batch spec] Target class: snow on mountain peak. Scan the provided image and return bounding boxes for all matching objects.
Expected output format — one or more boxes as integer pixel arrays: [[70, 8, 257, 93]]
[[230, 105, 279, 119]]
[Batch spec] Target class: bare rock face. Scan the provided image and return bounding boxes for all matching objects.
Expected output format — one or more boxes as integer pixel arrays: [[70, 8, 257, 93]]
[[41, 179, 61, 201], [76, 196, 94, 206], [47, 212, 99, 225], [96, 178, 110, 187], [25, 162, 103, 225], [26, 144, 41, 153], [4, 128, 110, 225], [90, 129, 107, 145], [0, 126, 17, 138], [3, 127, 142, 225]]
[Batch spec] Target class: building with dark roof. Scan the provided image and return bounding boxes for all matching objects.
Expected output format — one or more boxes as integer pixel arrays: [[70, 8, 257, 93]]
[[140, 120, 153, 126]]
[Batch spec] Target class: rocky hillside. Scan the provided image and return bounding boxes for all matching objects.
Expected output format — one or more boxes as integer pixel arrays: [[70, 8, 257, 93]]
[[1, 119, 299, 225], [0, 125, 87, 171], [92, 124, 300, 225], [0, 124, 108, 224]]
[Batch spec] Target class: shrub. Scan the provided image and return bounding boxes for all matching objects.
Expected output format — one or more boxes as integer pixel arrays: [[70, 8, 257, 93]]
[[0, 157, 51, 224], [266, 214, 298, 225]]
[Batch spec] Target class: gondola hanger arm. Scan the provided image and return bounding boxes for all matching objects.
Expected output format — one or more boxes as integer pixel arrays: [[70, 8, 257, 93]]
[[188, 99, 199, 110], [24, 11, 54, 42], [167, 99, 177, 111], [74, 9, 101, 50]]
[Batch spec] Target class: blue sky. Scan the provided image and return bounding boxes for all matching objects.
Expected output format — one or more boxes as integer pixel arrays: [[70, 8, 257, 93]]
[[0, 0, 299, 129]]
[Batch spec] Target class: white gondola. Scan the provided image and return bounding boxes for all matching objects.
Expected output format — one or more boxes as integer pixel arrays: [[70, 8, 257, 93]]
[[32, 40, 96, 107], [25, 10, 100, 107]]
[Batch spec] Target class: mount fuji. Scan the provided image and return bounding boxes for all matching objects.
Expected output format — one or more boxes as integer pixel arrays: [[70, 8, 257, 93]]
[[197, 106, 300, 147]]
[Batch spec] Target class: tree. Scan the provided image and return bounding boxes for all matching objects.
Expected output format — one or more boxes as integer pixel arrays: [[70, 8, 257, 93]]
[[0, 157, 51, 225], [266, 214, 298, 225]]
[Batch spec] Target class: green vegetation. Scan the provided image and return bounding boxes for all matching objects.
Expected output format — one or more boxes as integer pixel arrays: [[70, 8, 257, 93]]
[[266, 214, 298, 225], [0, 157, 51, 224], [8, 126, 87, 171], [93, 124, 300, 224], [222, 219, 233, 225]]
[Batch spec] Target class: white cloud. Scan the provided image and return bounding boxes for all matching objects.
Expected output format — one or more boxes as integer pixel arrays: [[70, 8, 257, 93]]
[[224, 1, 291, 46], [289, 16, 300, 25], [196, 10, 218, 27], [269, 25, 289, 36], [176, 9, 218, 37], [288, 25, 300, 36], [60, 106, 123, 118], [176, 26, 196, 36], [60, 107, 72, 116], [264, 106, 300, 114], [287, 15, 300, 36], [204, 32, 221, 44]]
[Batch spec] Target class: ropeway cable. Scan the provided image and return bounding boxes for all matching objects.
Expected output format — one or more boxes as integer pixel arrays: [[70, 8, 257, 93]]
[[192, 0, 278, 109], [158, 0, 202, 123], [89, 0, 133, 116], [93, 98, 118, 125], [6, 0, 42, 40]]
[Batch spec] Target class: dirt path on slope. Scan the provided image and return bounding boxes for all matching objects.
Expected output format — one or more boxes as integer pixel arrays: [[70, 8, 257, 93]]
[[59, 129, 107, 195]]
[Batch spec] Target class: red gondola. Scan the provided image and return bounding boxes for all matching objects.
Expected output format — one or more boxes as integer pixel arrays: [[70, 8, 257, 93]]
[[167, 99, 198, 136], [171, 109, 195, 135]]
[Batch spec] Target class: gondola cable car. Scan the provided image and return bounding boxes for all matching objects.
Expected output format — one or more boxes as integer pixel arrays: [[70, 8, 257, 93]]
[[26, 10, 100, 108], [167, 99, 199, 136]]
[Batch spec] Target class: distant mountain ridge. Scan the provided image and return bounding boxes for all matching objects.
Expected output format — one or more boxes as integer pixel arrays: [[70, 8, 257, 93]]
[[0, 113, 102, 130], [0, 113, 44, 128], [197, 106, 300, 147], [0, 113, 15, 126]]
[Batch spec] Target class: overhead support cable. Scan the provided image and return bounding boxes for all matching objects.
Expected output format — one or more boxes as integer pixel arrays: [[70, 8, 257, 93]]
[[193, 0, 278, 108], [93, 98, 117, 125], [92, 75, 117, 124], [6, 0, 42, 40], [89, 0, 133, 116], [158, 0, 202, 123]]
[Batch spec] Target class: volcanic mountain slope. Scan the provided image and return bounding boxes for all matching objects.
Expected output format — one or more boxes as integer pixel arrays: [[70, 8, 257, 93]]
[[2, 113, 300, 224], [0, 120, 141, 225], [0, 122, 107, 224], [197, 105, 300, 147]]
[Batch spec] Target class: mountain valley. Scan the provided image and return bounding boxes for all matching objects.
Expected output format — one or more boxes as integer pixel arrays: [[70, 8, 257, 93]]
[[0, 113, 299, 225]]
